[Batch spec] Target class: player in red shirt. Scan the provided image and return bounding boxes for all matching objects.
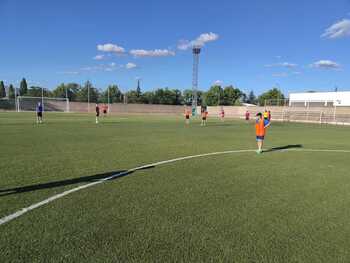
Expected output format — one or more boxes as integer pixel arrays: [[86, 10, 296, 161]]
[[184, 108, 190, 125], [103, 104, 108, 117], [245, 110, 250, 121], [220, 108, 225, 121], [95, 104, 100, 124], [201, 108, 208, 126]]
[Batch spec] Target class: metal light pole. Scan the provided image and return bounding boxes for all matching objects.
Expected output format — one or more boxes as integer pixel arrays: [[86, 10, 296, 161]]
[[41, 86, 44, 112], [192, 46, 201, 116], [66, 86, 70, 113], [107, 86, 111, 113], [14, 86, 18, 112], [87, 81, 90, 113]]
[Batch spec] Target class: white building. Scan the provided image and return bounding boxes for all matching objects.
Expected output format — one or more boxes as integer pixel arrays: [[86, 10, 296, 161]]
[[289, 91, 350, 107]]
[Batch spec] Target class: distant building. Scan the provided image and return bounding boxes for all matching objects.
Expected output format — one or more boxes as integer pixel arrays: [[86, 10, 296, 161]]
[[289, 91, 350, 107]]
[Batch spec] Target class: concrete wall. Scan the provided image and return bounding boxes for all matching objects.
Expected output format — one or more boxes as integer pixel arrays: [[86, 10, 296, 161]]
[[2, 100, 350, 124], [69, 102, 185, 115], [68, 102, 350, 124]]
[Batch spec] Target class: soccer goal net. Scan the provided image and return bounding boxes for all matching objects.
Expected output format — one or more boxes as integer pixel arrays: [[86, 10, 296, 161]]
[[16, 97, 70, 112]]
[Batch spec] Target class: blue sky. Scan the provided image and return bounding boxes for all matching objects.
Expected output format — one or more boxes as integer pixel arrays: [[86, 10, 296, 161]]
[[1, 0, 350, 95]]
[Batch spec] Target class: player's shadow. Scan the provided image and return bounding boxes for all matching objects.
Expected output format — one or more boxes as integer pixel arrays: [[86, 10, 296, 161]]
[[264, 144, 303, 153], [0, 166, 154, 197]]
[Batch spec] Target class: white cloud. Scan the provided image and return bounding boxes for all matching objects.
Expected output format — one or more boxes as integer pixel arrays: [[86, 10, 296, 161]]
[[177, 32, 219, 50], [322, 19, 350, 39], [130, 49, 175, 57], [265, 62, 298, 68], [177, 40, 192, 50], [213, 80, 223, 86], [272, 73, 289, 77], [126, 62, 137, 69], [97, 43, 125, 53], [195, 32, 219, 46], [272, 71, 301, 77], [311, 60, 341, 69], [93, 55, 105, 60], [57, 71, 80, 75]]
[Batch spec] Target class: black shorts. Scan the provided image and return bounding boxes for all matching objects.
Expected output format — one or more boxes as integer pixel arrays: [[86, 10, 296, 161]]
[[186, 115, 190, 119], [96, 112, 100, 117], [103, 110, 107, 114], [37, 112, 42, 117], [202, 117, 206, 120]]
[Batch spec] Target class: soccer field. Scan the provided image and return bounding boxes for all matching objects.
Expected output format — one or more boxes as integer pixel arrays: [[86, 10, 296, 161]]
[[1, 112, 350, 262]]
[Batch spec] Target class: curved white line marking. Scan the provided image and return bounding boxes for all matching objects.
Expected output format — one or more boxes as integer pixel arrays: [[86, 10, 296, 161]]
[[1, 148, 349, 226], [0, 149, 254, 226]]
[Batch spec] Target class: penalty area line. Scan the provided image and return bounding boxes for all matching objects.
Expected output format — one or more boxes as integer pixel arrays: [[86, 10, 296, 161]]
[[0, 149, 254, 226]]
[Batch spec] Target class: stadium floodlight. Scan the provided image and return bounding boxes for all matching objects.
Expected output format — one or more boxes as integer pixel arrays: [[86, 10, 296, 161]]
[[192, 46, 201, 116], [16, 96, 70, 113]]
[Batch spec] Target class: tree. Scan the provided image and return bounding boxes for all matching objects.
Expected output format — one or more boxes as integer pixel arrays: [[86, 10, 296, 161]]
[[0, 81, 5, 98], [27, 86, 52, 97], [101, 85, 122, 103], [182, 89, 193, 105], [125, 90, 142, 103], [174, 89, 183, 105], [246, 91, 257, 104], [8, 84, 15, 99], [222, 86, 244, 105], [19, 78, 28, 96], [258, 88, 285, 106], [182, 89, 203, 106], [66, 83, 80, 101], [52, 83, 79, 101], [150, 88, 183, 105], [141, 91, 155, 104], [205, 85, 223, 106], [77, 81, 99, 103]]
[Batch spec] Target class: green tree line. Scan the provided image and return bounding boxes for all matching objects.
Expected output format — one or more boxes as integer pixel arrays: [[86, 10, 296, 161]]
[[0, 78, 285, 106]]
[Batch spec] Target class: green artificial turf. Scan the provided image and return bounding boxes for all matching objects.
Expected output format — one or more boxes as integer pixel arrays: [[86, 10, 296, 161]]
[[1, 112, 350, 262]]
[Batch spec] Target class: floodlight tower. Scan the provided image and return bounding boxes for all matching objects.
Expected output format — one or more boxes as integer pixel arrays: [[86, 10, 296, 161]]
[[192, 46, 201, 116]]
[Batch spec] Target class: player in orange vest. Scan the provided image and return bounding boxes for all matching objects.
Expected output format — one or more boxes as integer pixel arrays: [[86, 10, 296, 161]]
[[255, 112, 270, 154]]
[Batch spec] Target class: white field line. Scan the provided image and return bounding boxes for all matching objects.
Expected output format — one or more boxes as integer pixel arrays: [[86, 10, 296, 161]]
[[1, 148, 349, 226], [0, 149, 254, 226]]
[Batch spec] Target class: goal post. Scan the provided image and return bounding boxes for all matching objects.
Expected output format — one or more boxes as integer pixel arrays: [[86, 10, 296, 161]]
[[16, 96, 70, 113]]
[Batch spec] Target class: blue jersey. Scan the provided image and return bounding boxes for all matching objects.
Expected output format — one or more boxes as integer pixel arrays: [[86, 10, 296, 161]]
[[264, 119, 270, 127], [37, 105, 43, 113]]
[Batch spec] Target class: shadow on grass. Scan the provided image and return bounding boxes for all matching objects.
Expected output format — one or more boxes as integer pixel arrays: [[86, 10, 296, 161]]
[[264, 144, 303, 153], [0, 165, 155, 197]]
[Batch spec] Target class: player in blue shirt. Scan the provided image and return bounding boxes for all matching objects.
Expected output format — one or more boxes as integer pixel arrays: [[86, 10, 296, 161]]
[[36, 102, 43, 124]]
